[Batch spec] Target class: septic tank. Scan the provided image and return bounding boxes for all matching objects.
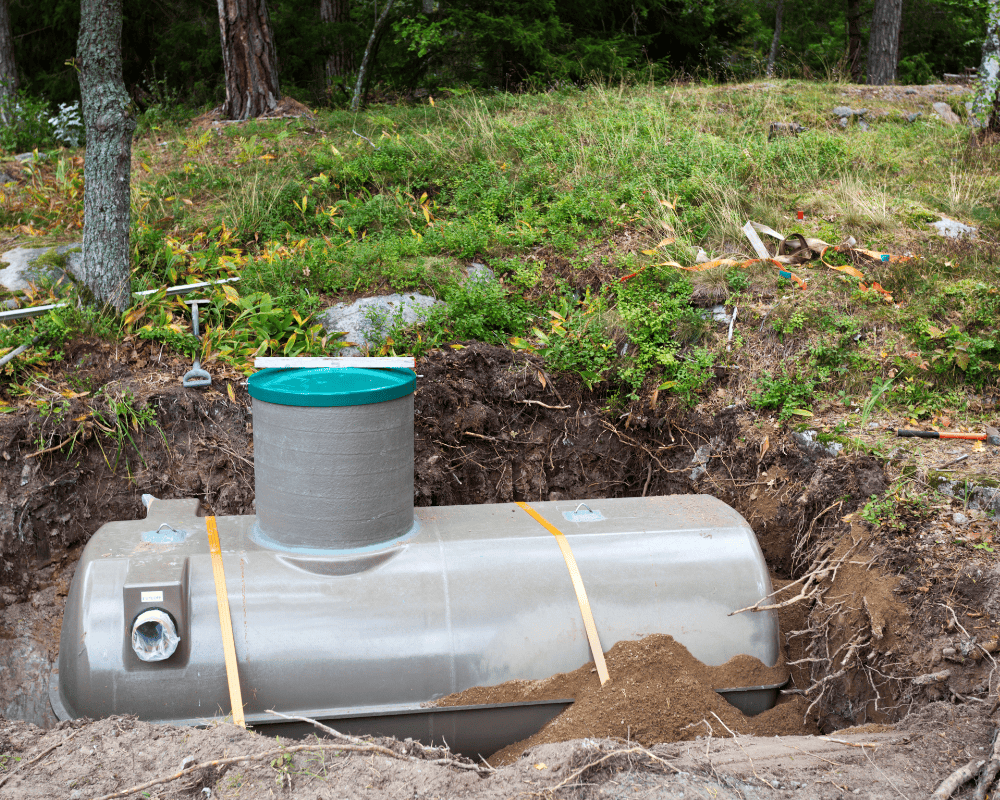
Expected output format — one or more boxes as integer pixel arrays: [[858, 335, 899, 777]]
[[50, 367, 782, 756]]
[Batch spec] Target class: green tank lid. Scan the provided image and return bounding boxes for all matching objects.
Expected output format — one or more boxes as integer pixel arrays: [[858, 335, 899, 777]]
[[248, 367, 416, 407]]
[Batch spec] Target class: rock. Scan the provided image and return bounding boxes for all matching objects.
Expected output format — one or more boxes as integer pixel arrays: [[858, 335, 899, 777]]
[[0, 173, 15, 185], [705, 305, 731, 325], [839, 117, 849, 129], [905, 88, 917, 95], [930, 217, 977, 240], [319, 292, 443, 355], [0, 243, 84, 293], [953, 512, 969, 526], [14, 152, 46, 163], [857, 119, 870, 132], [791, 430, 842, 460], [832, 106, 855, 118], [932, 102, 962, 125], [466, 262, 496, 284], [767, 121, 807, 140], [906, 112, 922, 123]]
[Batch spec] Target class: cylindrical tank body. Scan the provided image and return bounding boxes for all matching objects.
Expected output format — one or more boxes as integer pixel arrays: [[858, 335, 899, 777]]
[[52, 495, 780, 729], [248, 368, 416, 551]]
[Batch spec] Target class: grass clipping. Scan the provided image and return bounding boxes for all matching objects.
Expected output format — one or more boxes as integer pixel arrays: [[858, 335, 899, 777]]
[[436, 634, 812, 764]]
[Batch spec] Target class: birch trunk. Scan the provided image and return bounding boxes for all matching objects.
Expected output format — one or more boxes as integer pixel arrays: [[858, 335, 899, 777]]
[[976, 0, 1000, 132], [78, 0, 136, 311], [350, 0, 396, 113], [867, 0, 902, 85], [216, 0, 281, 119]]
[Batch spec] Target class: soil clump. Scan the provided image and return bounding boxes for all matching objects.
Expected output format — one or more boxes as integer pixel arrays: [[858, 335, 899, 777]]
[[436, 633, 810, 764]]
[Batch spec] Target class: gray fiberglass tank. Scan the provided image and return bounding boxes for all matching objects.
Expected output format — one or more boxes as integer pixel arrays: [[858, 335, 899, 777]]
[[51, 366, 782, 756]]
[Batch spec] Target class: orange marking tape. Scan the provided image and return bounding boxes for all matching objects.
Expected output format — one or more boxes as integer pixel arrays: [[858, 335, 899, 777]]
[[516, 502, 610, 685], [207, 516, 246, 728]]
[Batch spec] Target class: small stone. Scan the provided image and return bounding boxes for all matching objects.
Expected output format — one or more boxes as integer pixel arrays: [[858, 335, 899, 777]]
[[466, 262, 495, 284], [0, 172, 15, 185], [932, 102, 962, 125], [832, 105, 855, 118], [930, 217, 977, 240], [906, 111, 922, 123], [953, 512, 969, 525], [905, 88, 917, 95], [20, 463, 31, 486], [867, 422, 879, 429], [857, 119, 870, 132], [839, 117, 849, 128], [70, 791, 82, 800]]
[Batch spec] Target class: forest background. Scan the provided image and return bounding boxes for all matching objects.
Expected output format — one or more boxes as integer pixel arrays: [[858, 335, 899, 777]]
[[6, 0, 992, 119]]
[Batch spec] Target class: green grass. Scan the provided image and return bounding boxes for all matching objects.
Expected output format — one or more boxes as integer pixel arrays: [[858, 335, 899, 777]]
[[1, 78, 998, 417]]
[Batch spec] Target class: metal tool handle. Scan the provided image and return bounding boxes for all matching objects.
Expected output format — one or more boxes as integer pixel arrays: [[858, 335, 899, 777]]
[[896, 429, 939, 439]]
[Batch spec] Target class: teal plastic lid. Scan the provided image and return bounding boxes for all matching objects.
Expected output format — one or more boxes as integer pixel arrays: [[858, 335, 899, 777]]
[[248, 368, 416, 407]]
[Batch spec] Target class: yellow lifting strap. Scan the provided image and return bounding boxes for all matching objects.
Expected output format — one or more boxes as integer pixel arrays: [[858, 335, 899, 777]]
[[515, 502, 610, 685], [206, 516, 246, 728]]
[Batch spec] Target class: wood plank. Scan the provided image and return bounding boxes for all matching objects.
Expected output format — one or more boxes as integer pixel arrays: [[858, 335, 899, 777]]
[[254, 356, 415, 369]]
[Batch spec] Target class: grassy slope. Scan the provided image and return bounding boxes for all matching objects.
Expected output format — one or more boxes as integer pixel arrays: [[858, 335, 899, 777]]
[[1, 79, 998, 432]]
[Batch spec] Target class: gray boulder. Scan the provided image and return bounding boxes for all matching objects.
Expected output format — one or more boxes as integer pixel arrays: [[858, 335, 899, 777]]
[[932, 102, 962, 125], [0, 243, 83, 293], [319, 292, 443, 355]]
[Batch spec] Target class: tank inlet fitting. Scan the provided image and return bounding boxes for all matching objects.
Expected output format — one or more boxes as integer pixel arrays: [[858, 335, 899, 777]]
[[131, 608, 180, 662]]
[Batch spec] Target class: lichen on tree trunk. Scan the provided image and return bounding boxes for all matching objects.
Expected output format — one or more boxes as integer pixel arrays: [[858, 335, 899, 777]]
[[216, 0, 281, 120], [976, 0, 1000, 132], [78, 0, 136, 311]]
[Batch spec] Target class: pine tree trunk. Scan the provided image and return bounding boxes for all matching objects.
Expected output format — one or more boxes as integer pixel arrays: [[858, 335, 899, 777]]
[[846, 0, 863, 83], [216, 0, 281, 119], [78, 0, 136, 311], [321, 0, 353, 84], [867, 0, 902, 85], [766, 0, 784, 77], [977, 0, 1000, 132], [0, 0, 18, 125]]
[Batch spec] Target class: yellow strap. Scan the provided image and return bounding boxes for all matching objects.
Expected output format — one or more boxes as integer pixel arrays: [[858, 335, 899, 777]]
[[516, 502, 610, 685], [207, 516, 246, 728]]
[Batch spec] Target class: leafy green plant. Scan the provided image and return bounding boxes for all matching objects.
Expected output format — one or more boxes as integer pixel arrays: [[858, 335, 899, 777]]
[[751, 366, 826, 420]]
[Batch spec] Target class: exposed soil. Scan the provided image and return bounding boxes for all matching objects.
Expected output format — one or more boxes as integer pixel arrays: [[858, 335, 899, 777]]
[[1, 339, 999, 799], [435, 633, 808, 765]]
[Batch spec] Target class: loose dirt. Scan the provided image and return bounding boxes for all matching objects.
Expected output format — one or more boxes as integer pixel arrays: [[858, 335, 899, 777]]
[[1, 339, 998, 799], [436, 633, 807, 765]]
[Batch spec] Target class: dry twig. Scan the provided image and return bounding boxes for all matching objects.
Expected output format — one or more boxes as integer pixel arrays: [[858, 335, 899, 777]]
[[932, 759, 985, 800]]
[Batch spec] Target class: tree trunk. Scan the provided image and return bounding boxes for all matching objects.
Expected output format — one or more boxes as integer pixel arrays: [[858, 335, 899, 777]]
[[320, 0, 353, 84], [216, 0, 281, 119], [766, 0, 785, 77], [78, 0, 136, 312], [977, 0, 1000, 132], [0, 0, 17, 125], [867, 0, 902, 85], [351, 0, 396, 113], [846, 0, 863, 83]]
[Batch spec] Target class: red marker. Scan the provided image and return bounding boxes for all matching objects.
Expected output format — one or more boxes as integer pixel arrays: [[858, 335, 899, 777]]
[[797, 210, 804, 220]]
